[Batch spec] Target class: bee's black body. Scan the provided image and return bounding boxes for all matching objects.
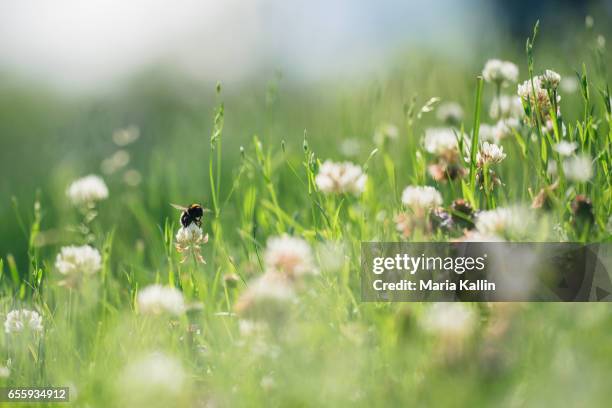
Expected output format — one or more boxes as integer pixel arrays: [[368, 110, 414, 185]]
[[174, 204, 204, 228]]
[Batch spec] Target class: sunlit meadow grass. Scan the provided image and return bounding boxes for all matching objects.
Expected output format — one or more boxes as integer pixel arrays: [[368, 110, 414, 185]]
[[0, 20, 611, 407]]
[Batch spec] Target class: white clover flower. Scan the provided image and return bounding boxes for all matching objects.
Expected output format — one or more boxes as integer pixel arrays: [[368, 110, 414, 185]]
[[420, 303, 477, 340], [563, 154, 593, 183], [66, 175, 109, 206], [235, 272, 295, 320], [315, 160, 367, 195], [401, 186, 443, 212], [489, 95, 524, 119], [560, 76, 579, 93], [482, 59, 519, 85], [175, 223, 208, 263], [517, 75, 561, 119], [476, 207, 533, 238], [476, 142, 506, 167], [4, 309, 43, 334], [265, 235, 315, 278], [553, 141, 578, 156], [119, 352, 185, 396], [55, 245, 102, 279], [476, 208, 513, 235], [137, 285, 185, 316], [423, 128, 460, 159], [373, 122, 399, 145], [436, 102, 464, 124], [540, 70, 561, 90]]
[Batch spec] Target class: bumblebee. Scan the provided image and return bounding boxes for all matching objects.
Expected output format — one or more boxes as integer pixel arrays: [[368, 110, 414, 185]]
[[170, 203, 206, 228]]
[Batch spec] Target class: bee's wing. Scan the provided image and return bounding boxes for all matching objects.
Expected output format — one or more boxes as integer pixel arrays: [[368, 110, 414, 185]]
[[170, 203, 188, 211]]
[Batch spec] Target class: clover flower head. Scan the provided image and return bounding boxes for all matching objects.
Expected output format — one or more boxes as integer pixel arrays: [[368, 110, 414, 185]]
[[475, 207, 533, 238], [315, 160, 367, 195], [423, 128, 460, 160], [553, 141, 578, 157], [482, 59, 519, 85], [4, 309, 43, 334], [540, 70, 561, 90], [476, 142, 506, 167], [563, 154, 593, 183], [264, 235, 315, 278], [235, 272, 295, 321], [66, 175, 108, 206], [401, 186, 443, 212], [55, 245, 102, 278], [137, 284, 185, 316], [175, 223, 208, 263]]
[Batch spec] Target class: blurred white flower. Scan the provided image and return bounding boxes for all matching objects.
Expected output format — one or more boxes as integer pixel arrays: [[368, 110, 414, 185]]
[[339, 138, 361, 157], [175, 224, 208, 263], [553, 141, 578, 156], [137, 284, 185, 316], [436, 102, 463, 124], [563, 154, 593, 182], [478, 124, 496, 144], [66, 175, 109, 206], [55, 245, 102, 285], [315, 160, 367, 195], [123, 169, 142, 186], [476, 207, 533, 238], [119, 352, 185, 397], [235, 272, 295, 320], [423, 128, 460, 159], [482, 59, 519, 86], [264, 235, 315, 278], [489, 95, 523, 119], [493, 118, 520, 140], [560, 76, 579, 94], [101, 150, 130, 174], [0, 366, 9, 379], [517, 75, 561, 119], [420, 303, 476, 340], [547, 161, 558, 177], [373, 122, 399, 145], [540, 70, 561, 90], [4, 309, 43, 334], [401, 186, 442, 212], [112, 126, 140, 146], [315, 241, 346, 272], [476, 142, 506, 167]]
